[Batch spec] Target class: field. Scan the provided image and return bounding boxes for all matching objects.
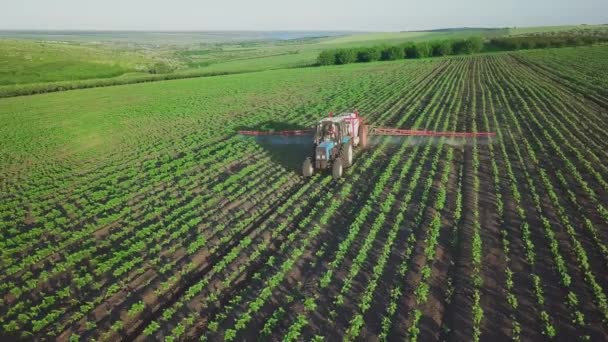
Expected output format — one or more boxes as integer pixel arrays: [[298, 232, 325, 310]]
[[4, 25, 604, 98], [0, 40, 153, 85], [3, 29, 494, 96], [1, 41, 608, 341]]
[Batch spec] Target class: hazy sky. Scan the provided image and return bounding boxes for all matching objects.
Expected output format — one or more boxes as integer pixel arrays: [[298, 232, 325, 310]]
[[1, 0, 607, 31]]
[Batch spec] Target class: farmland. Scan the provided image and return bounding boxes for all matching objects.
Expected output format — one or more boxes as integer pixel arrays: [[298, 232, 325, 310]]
[[3, 25, 605, 98], [0, 40, 153, 85], [1, 29, 498, 97], [1, 40, 608, 342]]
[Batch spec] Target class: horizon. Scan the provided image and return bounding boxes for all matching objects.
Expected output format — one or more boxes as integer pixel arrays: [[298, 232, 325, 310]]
[[0, 24, 605, 34]]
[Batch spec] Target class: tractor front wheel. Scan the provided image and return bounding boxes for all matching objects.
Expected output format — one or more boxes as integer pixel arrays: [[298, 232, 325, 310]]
[[332, 157, 343, 179], [341, 142, 353, 168], [302, 158, 313, 177]]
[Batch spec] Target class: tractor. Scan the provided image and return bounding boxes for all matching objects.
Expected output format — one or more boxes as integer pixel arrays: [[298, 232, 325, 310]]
[[302, 112, 368, 179], [238, 111, 494, 179]]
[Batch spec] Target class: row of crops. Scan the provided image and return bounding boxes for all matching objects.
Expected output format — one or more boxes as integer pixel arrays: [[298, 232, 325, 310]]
[[1, 45, 608, 340]]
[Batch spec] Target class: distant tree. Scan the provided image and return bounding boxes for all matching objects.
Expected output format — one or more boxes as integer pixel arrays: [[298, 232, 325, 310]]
[[580, 35, 596, 45], [381, 46, 403, 60], [431, 40, 453, 56], [317, 50, 336, 65], [453, 37, 484, 54], [334, 49, 357, 64], [509, 38, 523, 50], [452, 40, 466, 54], [414, 42, 432, 58], [403, 43, 417, 59], [490, 38, 519, 51], [148, 62, 174, 74], [548, 38, 566, 48], [487, 32, 607, 52], [467, 37, 484, 53], [403, 43, 431, 59], [534, 39, 549, 49], [356, 47, 381, 62], [566, 36, 584, 46], [520, 39, 535, 49]]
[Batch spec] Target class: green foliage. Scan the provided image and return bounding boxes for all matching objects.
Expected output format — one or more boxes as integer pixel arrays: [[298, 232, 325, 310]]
[[261, 307, 285, 336], [472, 291, 484, 341], [224, 328, 237, 341], [452, 37, 484, 54], [3, 41, 608, 340], [318, 36, 487, 64], [414, 42, 432, 58], [127, 300, 146, 317], [489, 31, 608, 51], [404, 42, 432, 58], [110, 320, 123, 333], [284, 314, 308, 342], [334, 49, 357, 64], [148, 62, 175, 74], [403, 43, 417, 59], [431, 40, 453, 56], [0, 40, 142, 86], [380, 46, 403, 60], [317, 30, 607, 67], [303, 297, 317, 312], [143, 321, 160, 336], [317, 50, 336, 65], [316, 36, 486, 64], [355, 47, 381, 62], [408, 309, 422, 341]]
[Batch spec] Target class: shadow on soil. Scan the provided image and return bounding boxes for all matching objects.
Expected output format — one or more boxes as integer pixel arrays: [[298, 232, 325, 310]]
[[235, 120, 309, 132], [237, 121, 313, 172]]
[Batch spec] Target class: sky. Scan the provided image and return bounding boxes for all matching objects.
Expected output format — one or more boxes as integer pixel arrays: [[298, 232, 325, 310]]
[[1, 0, 607, 31]]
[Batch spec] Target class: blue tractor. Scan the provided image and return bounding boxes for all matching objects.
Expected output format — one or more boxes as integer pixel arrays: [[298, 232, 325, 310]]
[[302, 112, 368, 179]]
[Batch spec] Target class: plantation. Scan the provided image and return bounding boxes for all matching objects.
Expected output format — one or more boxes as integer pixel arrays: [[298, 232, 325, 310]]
[[1, 43, 608, 341]]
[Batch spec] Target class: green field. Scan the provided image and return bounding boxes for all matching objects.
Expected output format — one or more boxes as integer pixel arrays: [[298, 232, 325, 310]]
[[3, 25, 604, 97], [316, 28, 508, 47], [0, 40, 153, 85], [1, 59, 403, 170], [2, 41, 608, 340], [508, 24, 608, 35]]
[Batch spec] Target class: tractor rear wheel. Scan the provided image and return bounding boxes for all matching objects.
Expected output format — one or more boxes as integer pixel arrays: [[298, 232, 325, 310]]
[[341, 142, 353, 168], [302, 158, 313, 177], [332, 157, 343, 179], [359, 124, 369, 148]]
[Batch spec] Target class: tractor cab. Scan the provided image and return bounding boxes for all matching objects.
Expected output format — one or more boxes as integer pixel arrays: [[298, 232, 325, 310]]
[[314, 119, 347, 144]]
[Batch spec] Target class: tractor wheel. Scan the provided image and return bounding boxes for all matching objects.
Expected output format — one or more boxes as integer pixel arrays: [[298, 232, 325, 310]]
[[359, 124, 369, 148], [332, 157, 343, 179], [302, 158, 313, 177], [341, 142, 353, 168]]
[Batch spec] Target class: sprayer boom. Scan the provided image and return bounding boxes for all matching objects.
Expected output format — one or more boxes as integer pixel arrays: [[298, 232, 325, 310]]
[[372, 127, 495, 138], [238, 127, 495, 138]]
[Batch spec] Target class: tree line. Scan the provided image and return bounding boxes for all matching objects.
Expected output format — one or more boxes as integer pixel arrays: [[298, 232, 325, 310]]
[[487, 33, 608, 51], [317, 33, 608, 65]]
